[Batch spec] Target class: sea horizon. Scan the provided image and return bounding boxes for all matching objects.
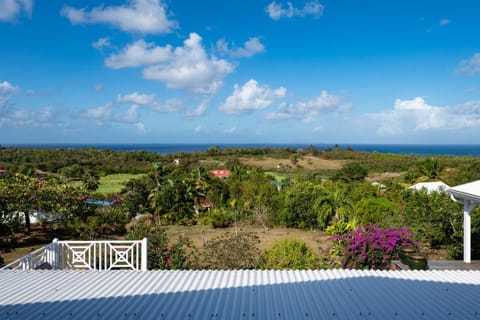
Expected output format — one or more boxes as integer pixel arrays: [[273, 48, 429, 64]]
[[2, 143, 480, 157]]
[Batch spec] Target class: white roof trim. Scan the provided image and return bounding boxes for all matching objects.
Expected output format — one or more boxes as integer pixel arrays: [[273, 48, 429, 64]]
[[447, 180, 480, 203]]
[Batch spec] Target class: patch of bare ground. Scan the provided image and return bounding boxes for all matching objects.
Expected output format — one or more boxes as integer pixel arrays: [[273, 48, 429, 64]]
[[366, 172, 404, 182], [166, 225, 329, 257], [240, 156, 347, 170]]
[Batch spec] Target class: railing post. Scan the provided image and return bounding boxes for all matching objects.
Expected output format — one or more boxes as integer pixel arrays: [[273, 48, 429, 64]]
[[141, 237, 148, 271], [52, 238, 59, 270]]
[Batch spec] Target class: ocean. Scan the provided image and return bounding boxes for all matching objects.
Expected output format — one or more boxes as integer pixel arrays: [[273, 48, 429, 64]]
[[3, 143, 480, 156]]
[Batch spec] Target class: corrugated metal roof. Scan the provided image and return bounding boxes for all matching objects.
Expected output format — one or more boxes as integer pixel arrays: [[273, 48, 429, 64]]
[[1, 270, 480, 319], [448, 180, 480, 202]]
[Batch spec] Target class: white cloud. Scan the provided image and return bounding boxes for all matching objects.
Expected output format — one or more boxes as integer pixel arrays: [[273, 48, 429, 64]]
[[216, 37, 265, 58], [219, 79, 286, 115], [135, 122, 147, 134], [79, 102, 144, 130], [0, 81, 19, 109], [143, 33, 234, 94], [94, 83, 105, 93], [185, 97, 209, 118], [224, 126, 237, 134], [79, 102, 113, 123], [194, 125, 207, 133], [266, 1, 324, 20], [92, 37, 111, 50], [439, 18, 450, 26], [0, 105, 63, 129], [0, 81, 67, 129], [0, 0, 33, 22], [117, 92, 156, 105], [367, 97, 480, 136], [115, 105, 141, 123], [117, 92, 183, 113], [456, 53, 480, 75], [61, 0, 177, 34], [265, 90, 348, 122], [151, 99, 183, 113], [105, 40, 172, 69]]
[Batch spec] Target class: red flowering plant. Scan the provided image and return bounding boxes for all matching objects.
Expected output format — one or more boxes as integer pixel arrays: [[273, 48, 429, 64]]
[[328, 225, 415, 270]]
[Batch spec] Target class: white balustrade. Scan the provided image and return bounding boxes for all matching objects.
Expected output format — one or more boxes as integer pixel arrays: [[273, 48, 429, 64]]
[[1, 238, 148, 271]]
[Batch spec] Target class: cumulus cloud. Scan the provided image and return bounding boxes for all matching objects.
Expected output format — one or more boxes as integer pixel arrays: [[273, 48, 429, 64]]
[[456, 53, 480, 75], [185, 97, 209, 118], [367, 97, 480, 136], [79, 102, 113, 123], [0, 106, 60, 129], [0, 0, 33, 22], [0, 81, 19, 109], [219, 79, 286, 115], [61, 0, 177, 34], [105, 40, 172, 69], [78, 102, 145, 132], [143, 33, 234, 94], [117, 92, 156, 105], [216, 37, 265, 58], [92, 37, 111, 50], [117, 92, 183, 113], [0, 81, 67, 129], [266, 0, 324, 20], [265, 90, 349, 122]]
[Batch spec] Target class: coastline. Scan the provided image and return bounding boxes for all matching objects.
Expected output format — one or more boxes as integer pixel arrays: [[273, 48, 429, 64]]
[[2, 143, 480, 157]]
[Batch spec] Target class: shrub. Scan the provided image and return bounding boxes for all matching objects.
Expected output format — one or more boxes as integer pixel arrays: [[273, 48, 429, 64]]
[[126, 222, 198, 270], [199, 208, 229, 228], [333, 163, 368, 182], [354, 197, 398, 227], [259, 239, 318, 270], [329, 225, 415, 270], [203, 232, 260, 269]]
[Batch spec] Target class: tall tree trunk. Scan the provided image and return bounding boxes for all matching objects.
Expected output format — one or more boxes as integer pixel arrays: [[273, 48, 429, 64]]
[[24, 211, 31, 235]]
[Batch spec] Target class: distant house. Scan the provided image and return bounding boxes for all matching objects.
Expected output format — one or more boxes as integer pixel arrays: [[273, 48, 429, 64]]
[[371, 181, 387, 195], [409, 181, 450, 194], [0, 169, 8, 177], [199, 201, 212, 210], [173, 159, 180, 166], [209, 169, 231, 178]]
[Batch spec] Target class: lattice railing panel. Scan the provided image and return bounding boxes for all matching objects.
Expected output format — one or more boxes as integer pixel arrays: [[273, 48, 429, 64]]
[[1, 238, 147, 271]]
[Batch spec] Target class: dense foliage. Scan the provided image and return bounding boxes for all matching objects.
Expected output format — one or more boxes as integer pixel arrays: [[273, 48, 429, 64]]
[[2, 146, 480, 268], [259, 239, 318, 270], [126, 223, 198, 270]]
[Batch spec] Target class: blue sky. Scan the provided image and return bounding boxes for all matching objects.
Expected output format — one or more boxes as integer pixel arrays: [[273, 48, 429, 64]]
[[1, 0, 480, 144]]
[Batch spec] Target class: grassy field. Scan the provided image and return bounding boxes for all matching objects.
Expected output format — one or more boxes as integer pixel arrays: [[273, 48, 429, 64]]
[[97, 173, 146, 195], [69, 173, 146, 195]]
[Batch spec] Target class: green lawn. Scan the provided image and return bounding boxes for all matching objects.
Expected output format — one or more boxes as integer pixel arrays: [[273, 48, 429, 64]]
[[98, 173, 146, 195], [70, 173, 146, 195], [264, 171, 288, 181]]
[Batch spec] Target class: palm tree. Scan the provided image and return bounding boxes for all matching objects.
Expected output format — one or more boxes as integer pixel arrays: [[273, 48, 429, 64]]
[[419, 157, 442, 180], [82, 171, 100, 192], [148, 179, 174, 225], [315, 188, 354, 229]]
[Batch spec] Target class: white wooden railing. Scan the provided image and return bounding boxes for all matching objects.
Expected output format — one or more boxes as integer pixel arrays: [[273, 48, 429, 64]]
[[1, 238, 148, 271]]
